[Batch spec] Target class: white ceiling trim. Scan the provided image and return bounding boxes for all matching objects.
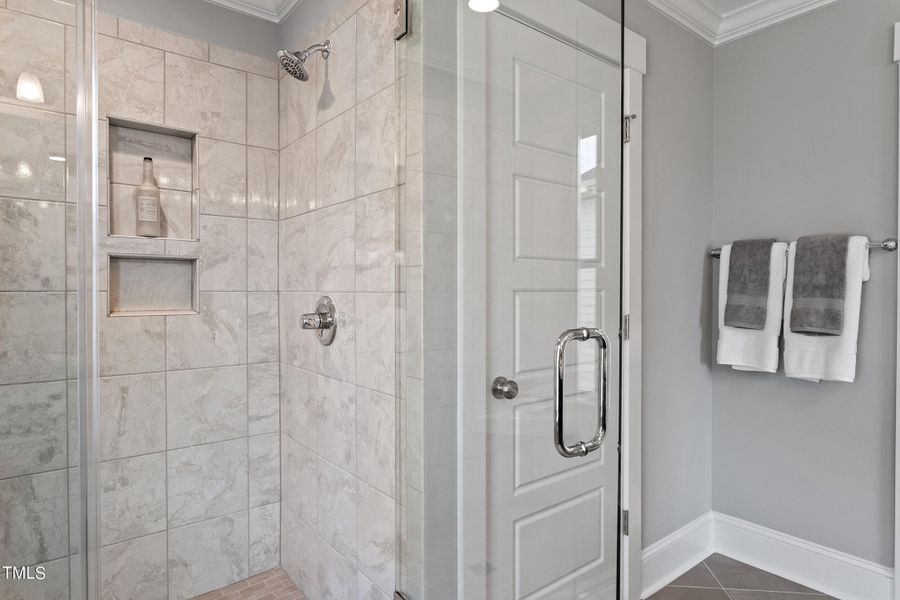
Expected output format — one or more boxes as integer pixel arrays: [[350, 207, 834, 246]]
[[644, 0, 842, 46], [201, 0, 302, 22]]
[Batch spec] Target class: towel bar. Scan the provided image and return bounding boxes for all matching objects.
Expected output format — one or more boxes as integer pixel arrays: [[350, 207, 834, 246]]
[[709, 237, 898, 258]]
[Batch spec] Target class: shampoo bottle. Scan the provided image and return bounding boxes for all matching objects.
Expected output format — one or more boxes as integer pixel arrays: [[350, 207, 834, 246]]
[[135, 157, 161, 237]]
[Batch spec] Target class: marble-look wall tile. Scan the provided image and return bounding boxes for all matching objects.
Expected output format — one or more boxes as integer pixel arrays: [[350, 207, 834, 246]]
[[118, 18, 208, 59], [317, 536, 358, 600], [317, 458, 357, 564], [248, 74, 278, 150], [98, 294, 165, 376], [356, 0, 395, 103], [0, 9, 65, 111], [167, 438, 248, 527], [7, 0, 74, 24], [0, 381, 66, 479], [355, 189, 396, 292], [99, 373, 165, 460], [248, 362, 279, 436], [316, 291, 355, 383], [108, 126, 193, 192], [249, 433, 280, 507], [99, 35, 164, 123], [280, 67, 317, 149], [249, 503, 280, 575], [279, 214, 315, 291], [199, 138, 247, 217], [166, 53, 246, 144], [0, 104, 66, 202], [280, 131, 316, 218], [196, 215, 247, 290], [281, 364, 317, 449], [358, 573, 391, 600], [67, 115, 109, 205], [355, 293, 395, 395], [357, 483, 395, 596], [100, 453, 167, 545], [356, 84, 397, 196], [166, 292, 247, 370], [248, 292, 279, 363], [315, 16, 356, 124], [209, 45, 277, 78], [315, 200, 355, 291], [247, 147, 279, 220], [167, 365, 247, 448], [0, 292, 66, 385], [100, 532, 168, 600], [316, 108, 355, 208], [316, 374, 356, 473], [0, 470, 68, 565], [248, 219, 278, 291], [0, 556, 69, 600], [356, 387, 395, 498], [282, 434, 318, 527], [167, 512, 249, 600], [280, 292, 318, 371], [281, 506, 318, 598]]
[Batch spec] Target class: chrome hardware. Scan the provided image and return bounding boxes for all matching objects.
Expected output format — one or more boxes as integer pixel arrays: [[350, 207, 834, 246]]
[[301, 296, 337, 346], [393, 0, 409, 40], [710, 237, 899, 258], [554, 327, 610, 458], [491, 376, 519, 399], [624, 113, 637, 143]]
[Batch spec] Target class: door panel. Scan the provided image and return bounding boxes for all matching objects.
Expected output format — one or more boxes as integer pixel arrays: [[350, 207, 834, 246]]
[[485, 9, 621, 600]]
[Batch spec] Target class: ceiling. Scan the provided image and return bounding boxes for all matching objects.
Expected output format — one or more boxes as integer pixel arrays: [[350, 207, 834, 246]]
[[201, 0, 302, 22], [204, 0, 841, 42], [644, 0, 842, 45]]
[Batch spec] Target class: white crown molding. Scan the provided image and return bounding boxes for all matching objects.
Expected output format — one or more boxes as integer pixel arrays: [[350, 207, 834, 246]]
[[201, 0, 302, 22], [644, 0, 842, 46]]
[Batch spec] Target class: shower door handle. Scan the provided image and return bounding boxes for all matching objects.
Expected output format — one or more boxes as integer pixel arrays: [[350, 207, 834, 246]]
[[554, 327, 609, 458]]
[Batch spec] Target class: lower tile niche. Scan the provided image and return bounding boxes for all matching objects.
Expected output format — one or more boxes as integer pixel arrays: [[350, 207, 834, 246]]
[[107, 255, 197, 316]]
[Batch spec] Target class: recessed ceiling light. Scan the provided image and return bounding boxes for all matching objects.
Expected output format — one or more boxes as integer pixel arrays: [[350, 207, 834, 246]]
[[468, 0, 499, 12]]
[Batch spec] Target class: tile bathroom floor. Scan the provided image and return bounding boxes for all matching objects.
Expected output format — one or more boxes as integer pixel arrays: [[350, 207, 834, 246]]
[[649, 553, 837, 599], [194, 568, 307, 600]]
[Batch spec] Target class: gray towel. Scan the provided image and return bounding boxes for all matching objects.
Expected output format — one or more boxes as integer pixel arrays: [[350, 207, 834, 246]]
[[724, 239, 775, 330], [790, 234, 849, 335]]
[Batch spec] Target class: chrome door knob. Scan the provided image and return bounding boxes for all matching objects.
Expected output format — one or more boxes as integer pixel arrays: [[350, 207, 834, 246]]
[[491, 376, 519, 399]]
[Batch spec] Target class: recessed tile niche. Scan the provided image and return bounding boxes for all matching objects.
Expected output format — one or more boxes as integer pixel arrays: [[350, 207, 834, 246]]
[[106, 116, 199, 240], [108, 255, 198, 316]]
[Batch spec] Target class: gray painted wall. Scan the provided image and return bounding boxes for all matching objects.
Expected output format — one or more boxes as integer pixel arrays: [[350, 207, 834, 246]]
[[102, 0, 279, 57], [583, 0, 717, 549], [712, 0, 899, 566]]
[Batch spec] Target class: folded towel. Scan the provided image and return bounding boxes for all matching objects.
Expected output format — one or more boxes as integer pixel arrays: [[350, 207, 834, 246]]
[[790, 234, 849, 335], [784, 236, 870, 383], [717, 242, 787, 373], [725, 238, 776, 330]]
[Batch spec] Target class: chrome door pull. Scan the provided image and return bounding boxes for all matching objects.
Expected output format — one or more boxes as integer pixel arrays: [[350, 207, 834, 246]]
[[301, 296, 337, 346], [554, 327, 609, 458], [491, 376, 519, 399]]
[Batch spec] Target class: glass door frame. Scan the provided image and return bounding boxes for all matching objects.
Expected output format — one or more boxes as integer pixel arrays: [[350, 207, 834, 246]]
[[456, 2, 646, 599]]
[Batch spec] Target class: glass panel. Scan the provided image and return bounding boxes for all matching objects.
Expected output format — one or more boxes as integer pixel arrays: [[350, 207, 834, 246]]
[[0, 0, 98, 598], [396, 1, 623, 599]]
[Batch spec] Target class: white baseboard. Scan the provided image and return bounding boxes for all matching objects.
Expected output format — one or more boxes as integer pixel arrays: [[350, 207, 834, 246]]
[[641, 511, 894, 600], [640, 512, 714, 598]]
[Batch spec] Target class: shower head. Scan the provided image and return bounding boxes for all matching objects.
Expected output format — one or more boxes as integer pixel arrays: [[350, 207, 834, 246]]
[[277, 40, 331, 81]]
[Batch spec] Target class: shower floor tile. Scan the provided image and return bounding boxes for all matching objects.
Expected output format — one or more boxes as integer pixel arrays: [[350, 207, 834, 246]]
[[649, 553, 837, 600], [193, 568, 307, 600]]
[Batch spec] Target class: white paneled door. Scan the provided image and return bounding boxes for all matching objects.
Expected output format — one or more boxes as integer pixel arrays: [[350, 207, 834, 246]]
[[485, 10, 622, 600]]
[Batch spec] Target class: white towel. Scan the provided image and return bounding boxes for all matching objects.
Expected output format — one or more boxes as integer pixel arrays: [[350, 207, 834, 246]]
[[717, 242, 787, 372], [783, 236, 870, 383]]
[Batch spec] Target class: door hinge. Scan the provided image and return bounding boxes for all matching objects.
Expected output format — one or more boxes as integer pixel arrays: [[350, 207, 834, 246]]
[[622, 509, 630, 536], [624, 113, 637, 143], [621, 314, 630, 340], [393, 0, 409, 40]]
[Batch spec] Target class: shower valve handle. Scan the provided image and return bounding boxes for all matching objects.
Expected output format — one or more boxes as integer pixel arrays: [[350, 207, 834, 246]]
[[301, 296, 337, 346]]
